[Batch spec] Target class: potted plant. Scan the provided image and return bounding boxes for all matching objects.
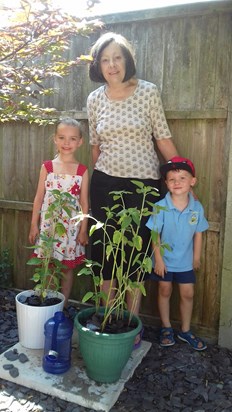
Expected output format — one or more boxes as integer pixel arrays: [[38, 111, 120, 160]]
[[16, 189, 76, 349], [73, 180, 167, 383]]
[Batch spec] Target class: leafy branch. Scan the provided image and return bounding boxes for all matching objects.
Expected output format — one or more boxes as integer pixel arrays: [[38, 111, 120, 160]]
[[74, 181, 170, 332], [27, 190, 77, 300], [0, 0, 102, 124]]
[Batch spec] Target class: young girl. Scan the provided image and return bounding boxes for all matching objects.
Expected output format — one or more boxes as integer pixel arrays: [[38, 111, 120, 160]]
[[29, 118, 89, 307]]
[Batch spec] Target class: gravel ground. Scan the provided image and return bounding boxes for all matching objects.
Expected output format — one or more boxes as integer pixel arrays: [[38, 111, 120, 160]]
[[0, 289, 232, 412]]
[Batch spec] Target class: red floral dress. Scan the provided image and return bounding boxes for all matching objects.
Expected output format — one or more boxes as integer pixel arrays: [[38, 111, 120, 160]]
[[34, 160, 87, 268]]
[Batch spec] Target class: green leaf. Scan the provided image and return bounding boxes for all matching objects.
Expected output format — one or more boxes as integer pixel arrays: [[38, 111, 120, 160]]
[[131, 180, 144, 188], [133, 235, 142, 251], [63, 192, 75, 200], [89, 222, 103, 236], [55, 222, 66, 236], [111, 204, 121, 211], [163, 242, 172, 252], [132, 254, 140, 266], [27, 257, 42, 265], [93, 239, 102, 246], [116, 266, 123, 279], [120, 215, 132, 229], [139, 283, 147, 296], [156, 205, 168, 212], [50, 189, 61, 196], [113, 230, 122, 244], [142, 256, 153, 273], [106, 244, 113, 259], [32, 273, 41, 282], [121, 249, 126, 263], [98, 290, 108, 301], [131, 210, 140, 225], [82, 291, 93, 303], [160, 246, 165, 257], [151, 230, 159, 244], [77, 267, 92, 276], [93, 275, 101, 287], [63, 206, 73, 217]]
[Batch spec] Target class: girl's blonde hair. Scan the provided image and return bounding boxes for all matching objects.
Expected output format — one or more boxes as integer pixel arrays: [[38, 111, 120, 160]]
[[55, 118, 83, 137]]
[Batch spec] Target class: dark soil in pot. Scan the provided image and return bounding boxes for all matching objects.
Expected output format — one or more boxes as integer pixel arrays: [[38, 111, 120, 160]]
[[18, 294, 61, 307], [80, 311, 138, 334]]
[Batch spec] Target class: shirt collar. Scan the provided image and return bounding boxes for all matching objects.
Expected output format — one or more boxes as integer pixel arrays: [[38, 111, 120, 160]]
[[166, 191, 195, 211]]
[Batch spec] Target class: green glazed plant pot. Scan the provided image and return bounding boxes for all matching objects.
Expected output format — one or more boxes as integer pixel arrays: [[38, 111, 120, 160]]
[[74, 306, 142, 383]]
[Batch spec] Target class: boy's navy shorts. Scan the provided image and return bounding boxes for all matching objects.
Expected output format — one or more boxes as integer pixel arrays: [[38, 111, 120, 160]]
[[148, 269, 196, 284]]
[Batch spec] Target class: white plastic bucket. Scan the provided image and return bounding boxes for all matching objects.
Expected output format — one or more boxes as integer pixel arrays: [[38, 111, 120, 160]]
[[16, 290, 65, 349]]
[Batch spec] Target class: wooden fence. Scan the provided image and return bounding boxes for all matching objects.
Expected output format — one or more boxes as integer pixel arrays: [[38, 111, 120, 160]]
[[1, 0, 232, 341]]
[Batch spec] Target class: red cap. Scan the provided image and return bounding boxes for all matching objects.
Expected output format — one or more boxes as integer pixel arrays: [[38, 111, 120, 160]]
[[160, 156, 195, 178]]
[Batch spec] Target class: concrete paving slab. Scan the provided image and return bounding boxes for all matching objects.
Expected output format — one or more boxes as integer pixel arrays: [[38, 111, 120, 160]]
[[0, 339, 151, 412]]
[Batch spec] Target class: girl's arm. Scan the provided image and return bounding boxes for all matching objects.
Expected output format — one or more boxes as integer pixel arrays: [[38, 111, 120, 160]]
[[28, 165, 47, 244], [77, 169, 89, 246], [193, 232, 202, 270], [152, 236, 167, 278], [91, 144, 101, 167]]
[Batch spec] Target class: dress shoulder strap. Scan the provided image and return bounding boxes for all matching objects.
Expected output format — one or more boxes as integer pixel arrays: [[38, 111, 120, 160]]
[[43, 160, 53, 173], [76, 163, 87, 176]]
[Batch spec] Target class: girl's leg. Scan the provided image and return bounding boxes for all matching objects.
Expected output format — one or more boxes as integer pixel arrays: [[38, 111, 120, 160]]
[[158, 281, 173, 327], [61, 268, 74, 307], [179, 283, 194, 332]]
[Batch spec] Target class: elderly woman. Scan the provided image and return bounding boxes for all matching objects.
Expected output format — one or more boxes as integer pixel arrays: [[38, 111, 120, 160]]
[[87, 32, 179, 344]]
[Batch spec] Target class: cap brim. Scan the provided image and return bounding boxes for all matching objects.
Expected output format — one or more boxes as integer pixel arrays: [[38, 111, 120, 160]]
[[160, 162, 194, 177]]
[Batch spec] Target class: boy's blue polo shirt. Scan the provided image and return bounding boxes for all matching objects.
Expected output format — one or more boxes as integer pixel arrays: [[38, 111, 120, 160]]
[[146, 192, 209, 272]]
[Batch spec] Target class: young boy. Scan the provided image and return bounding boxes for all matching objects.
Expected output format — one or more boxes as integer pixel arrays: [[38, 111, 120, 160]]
[[146, 156, 209, 351]]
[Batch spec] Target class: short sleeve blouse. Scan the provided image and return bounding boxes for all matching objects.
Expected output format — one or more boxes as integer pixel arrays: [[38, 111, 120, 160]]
[[87, 79, 172, 179]]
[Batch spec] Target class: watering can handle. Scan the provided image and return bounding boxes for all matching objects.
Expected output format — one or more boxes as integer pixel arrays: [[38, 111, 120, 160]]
[[51, 311, 65, 353]]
